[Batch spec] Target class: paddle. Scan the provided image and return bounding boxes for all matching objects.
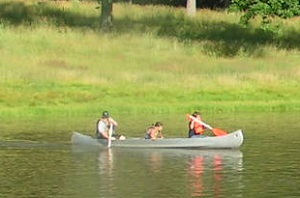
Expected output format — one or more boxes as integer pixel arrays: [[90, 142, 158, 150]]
[[107, 124, 113, 148], [187, 114, 228, 136]]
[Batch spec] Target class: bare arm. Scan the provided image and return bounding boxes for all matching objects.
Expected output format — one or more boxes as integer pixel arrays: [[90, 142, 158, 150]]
[[158, 131, 164, 138], [101, 131, 109, 139], [190, 121, 195, 129], [108, 117, 118, 127]]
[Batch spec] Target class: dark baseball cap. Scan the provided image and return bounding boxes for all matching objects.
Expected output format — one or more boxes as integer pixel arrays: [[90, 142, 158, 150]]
[[102, 111, 110, 118]]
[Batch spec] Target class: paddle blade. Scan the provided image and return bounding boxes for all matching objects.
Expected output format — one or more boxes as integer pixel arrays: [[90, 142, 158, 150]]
[[212, 128, 228, 136]]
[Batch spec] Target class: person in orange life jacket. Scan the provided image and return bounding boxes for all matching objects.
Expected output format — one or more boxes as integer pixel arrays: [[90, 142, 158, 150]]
[[188, 111, 206, 138], [144, 122, 164, 140], [96, 111, 126, 140]]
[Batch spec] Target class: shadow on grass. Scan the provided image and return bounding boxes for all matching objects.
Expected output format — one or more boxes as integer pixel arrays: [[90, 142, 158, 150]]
[[115, 12, 300, 57], [0, 1, 100, 28], [0, 1, 299, 57]]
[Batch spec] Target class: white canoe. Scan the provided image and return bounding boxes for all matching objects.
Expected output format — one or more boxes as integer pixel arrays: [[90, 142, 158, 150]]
[[71, 129, 244, 149]]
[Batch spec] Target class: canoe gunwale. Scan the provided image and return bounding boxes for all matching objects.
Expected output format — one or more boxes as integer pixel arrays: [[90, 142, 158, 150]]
[[71, 129, 244, 149]]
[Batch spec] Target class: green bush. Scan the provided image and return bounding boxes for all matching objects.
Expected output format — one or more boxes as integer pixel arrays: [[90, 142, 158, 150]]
[[231, 0, 300, 23]]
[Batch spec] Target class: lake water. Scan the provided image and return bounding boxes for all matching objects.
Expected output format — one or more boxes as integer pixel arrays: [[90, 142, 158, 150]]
[[0, 112, 299, 198]]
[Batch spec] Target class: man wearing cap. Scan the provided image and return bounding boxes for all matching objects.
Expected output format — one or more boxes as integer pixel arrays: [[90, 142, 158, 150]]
[[96, 111, 125, 140]]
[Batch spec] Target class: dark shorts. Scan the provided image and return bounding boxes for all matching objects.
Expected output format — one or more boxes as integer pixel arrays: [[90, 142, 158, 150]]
[[188, 130, 205, 138], [144, 134, 151, 139], [96, 133, 121, 139], [190, 135, 206, 138], [96, 133, 104, 139]]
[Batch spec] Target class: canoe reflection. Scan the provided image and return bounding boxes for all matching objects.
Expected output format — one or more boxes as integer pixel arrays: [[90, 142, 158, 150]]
[[72, 146, 243, 197]]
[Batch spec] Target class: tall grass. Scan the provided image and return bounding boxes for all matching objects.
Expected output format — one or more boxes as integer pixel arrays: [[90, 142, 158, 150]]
[[0, 0, 299, 120]]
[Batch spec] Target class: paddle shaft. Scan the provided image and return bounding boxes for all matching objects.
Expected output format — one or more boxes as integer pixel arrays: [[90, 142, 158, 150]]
[[107, 124, 113, 148], [188, 115, 213, 130]]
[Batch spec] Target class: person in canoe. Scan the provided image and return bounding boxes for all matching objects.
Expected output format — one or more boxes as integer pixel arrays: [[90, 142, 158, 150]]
[[96, 111, 126, 140], [144, 121, 164, 140], [188, 111, 207, 138]]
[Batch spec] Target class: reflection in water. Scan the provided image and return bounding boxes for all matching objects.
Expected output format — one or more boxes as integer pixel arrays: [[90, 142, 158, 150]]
[[98, 148, 115, 194], [187, 150, 243, 197], [189, 156, 205, 197], [98, 149, 114, 176], [72, 146, 243, 198], [213, 155, 223, 198], [148, 152, 163, 173]]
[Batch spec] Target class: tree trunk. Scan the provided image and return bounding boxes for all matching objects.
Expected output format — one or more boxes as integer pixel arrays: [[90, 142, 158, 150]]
[[100, 0, 113, 32], [186, 0, 196, 17]]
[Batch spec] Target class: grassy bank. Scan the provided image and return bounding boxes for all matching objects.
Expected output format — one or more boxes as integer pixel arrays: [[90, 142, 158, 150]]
[[0, 0, 300, 121]]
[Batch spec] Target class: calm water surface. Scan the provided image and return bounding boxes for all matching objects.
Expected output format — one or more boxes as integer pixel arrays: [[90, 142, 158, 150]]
[[0, 112, 299, 198]]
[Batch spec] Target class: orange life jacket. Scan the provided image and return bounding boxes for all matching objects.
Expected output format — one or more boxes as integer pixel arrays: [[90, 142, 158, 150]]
[[193, 121, 205, 135]]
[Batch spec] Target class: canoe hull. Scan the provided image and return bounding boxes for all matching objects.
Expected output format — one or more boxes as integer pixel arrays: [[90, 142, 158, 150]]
[[71, 130, 244, 149]]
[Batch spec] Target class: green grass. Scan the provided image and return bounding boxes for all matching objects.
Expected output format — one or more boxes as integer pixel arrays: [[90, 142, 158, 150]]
[[0, 0, 300, 121]]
